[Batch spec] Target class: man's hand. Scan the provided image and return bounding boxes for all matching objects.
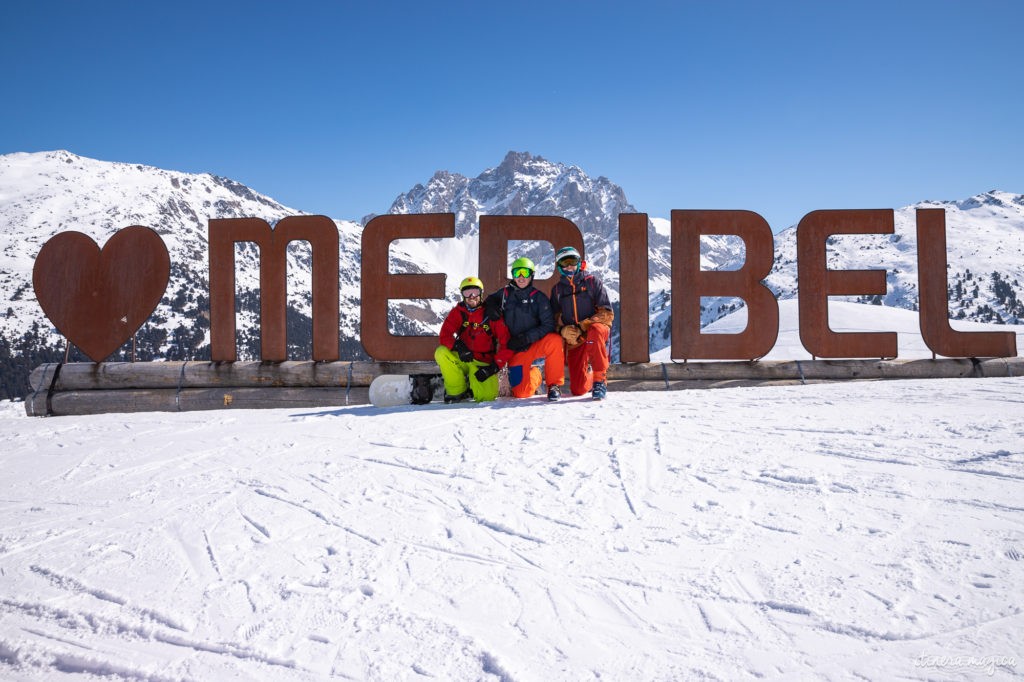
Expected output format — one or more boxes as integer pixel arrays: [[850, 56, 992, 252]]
[[508, 334, 530, 352], [560, 325, 583, 345]]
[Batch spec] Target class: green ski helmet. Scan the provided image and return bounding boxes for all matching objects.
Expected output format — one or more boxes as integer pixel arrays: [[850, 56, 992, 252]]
[[510, 257, 535, 279]]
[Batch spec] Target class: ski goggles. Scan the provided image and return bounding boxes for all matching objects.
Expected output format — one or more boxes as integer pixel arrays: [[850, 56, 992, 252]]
[[462, 291, 482, 300], [512, 267, 533, 279], [558, 256, 580, 267]]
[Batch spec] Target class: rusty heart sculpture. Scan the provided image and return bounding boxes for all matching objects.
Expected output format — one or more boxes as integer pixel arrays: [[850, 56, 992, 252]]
[[33, 226, 171, 362]]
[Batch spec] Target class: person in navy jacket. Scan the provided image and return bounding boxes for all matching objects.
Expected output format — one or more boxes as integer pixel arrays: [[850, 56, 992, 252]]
[[483, 257, 565, 401], [549, 246, 614, 400]]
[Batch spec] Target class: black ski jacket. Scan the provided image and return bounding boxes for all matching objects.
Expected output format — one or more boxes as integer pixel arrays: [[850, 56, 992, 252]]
[[484, 282, 555, 345]]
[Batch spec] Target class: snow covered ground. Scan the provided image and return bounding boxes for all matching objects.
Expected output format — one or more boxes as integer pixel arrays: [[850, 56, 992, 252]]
[[2, 301, 1023, 680], [1, 374, 1022, 680]]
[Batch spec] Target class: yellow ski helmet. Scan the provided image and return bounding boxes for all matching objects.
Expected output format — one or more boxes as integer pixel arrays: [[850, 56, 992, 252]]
[[459, 276, 484, 292]]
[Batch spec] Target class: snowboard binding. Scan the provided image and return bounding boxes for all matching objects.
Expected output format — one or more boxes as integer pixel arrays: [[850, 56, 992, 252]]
[[410, 375, 435, 405]]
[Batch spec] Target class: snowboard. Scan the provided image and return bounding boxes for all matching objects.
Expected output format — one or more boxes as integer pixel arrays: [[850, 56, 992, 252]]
[[368, 374, 446, 407]]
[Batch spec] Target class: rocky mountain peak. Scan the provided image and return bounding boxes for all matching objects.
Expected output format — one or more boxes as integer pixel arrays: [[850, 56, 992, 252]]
[[495, 150, 546, 175]]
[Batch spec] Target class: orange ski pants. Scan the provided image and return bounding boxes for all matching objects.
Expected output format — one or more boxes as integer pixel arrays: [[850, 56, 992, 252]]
[[566, 322, 610, 396], [508, 332, 565, 398]]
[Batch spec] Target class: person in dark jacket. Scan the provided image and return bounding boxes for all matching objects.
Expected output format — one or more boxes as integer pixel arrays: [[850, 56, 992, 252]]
[[550, 246, 614, 400], [435, 277, 510, 403], [483, 257, 565, 401]]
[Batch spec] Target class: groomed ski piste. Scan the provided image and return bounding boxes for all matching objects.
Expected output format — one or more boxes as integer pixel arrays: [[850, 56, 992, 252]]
[[1, 304, 1022, 681]]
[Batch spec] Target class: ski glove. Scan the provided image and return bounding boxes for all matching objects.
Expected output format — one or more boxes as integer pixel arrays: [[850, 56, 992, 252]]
[[508, 334, 530, 352], [560, 324, 583, 345], [452, 339, 474, 362], [474, 363, 499, 382]]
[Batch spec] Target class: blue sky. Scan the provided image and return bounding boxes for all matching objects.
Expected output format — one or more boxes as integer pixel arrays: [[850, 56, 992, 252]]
[[3, 1, 1021, 231]]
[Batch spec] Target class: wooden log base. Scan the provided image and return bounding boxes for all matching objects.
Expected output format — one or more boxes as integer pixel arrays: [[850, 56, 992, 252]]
[[24, 358, 1024, 416], [26, 386, 372, 417]]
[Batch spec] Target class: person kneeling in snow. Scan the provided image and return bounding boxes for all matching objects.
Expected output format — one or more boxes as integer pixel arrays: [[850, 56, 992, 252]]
[[550, 246, 614, 400], [435, 277, 511, 403], [483, 257, 566, 401]]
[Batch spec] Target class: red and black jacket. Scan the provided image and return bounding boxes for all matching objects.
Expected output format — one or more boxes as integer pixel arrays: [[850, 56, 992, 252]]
[[439, 302, 511, 366]]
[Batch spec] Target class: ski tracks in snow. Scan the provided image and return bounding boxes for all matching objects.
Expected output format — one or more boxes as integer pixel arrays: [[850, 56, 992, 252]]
[[2, 382, 1023, 679]]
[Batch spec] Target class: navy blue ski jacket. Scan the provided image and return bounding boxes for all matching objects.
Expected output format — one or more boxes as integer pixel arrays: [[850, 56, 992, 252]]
[[484, 282, 555, 345]]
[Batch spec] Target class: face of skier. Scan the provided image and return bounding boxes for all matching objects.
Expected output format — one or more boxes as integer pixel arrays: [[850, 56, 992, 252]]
[[558, 256, 579, 276], [512, 267, 532, 289], [462, 288, 482, 309]]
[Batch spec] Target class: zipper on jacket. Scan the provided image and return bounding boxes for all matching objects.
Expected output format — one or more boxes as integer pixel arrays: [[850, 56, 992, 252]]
[[570, 275, 580, 324]]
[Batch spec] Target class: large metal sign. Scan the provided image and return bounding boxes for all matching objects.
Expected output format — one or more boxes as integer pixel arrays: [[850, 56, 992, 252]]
[[32, 208, 1018, 363]]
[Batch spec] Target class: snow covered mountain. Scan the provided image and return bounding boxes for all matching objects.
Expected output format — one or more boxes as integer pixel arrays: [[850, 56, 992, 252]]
[[378, 150, 654, 287], [374, 151, 777, 348], [372, 151, 666, 356], [0, 150, 365, 359], [1, 149, 1022, 400]]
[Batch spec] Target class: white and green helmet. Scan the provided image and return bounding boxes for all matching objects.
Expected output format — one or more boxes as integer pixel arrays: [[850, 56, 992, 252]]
[[555, 246, 581, 276]]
